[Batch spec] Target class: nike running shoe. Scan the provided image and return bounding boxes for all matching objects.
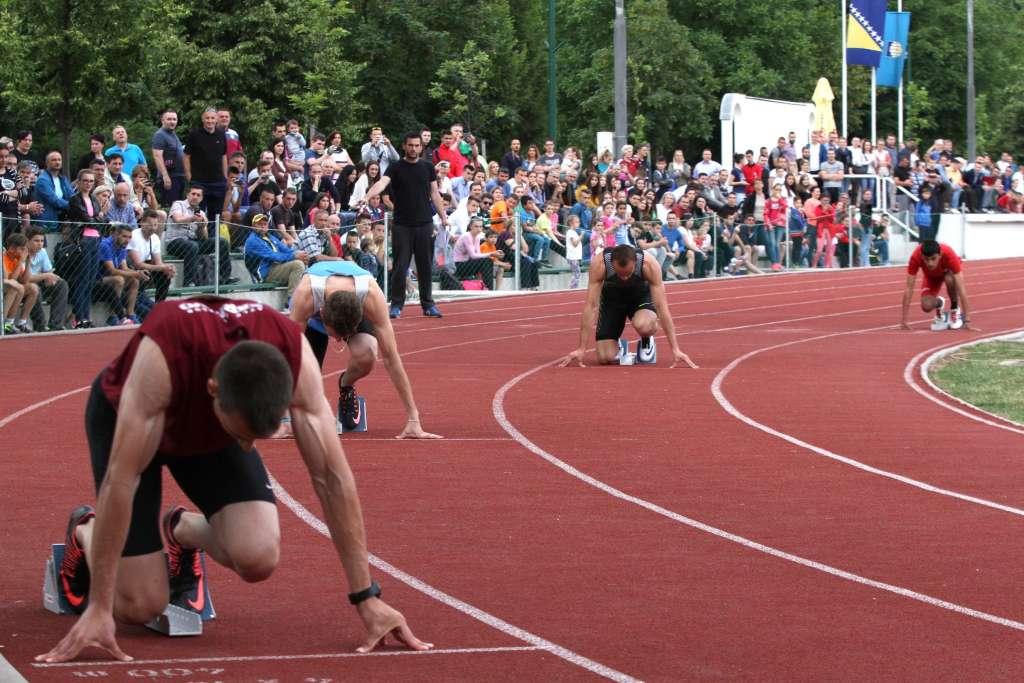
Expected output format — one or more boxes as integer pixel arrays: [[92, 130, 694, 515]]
[[59, 505, 95, 614], [162, 506, 204, 611], [338, 385, 361, 432], [637, 336, 657, 364]]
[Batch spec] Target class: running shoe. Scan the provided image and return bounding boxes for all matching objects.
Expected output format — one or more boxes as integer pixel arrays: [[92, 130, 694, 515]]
[[637, 336, 657, 364], [422, 305, 443, 318], [75, 320, 94, 329], [162, 506, 204, 612], [14, 320, 32, 333], [59, 505, 95, 614], [948, 308, 964, 330], [338, 385, 361, 431], [389, 305, 402, 320], [106, 315, 120, 327], [3, 322, 17, 335]]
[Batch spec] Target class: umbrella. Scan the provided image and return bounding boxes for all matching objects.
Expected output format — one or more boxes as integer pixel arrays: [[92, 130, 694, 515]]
[[812, 77, 837, 135]]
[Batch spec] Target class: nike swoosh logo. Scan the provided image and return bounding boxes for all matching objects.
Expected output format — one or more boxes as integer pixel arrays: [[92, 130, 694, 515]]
[[60, 573, 86, 608], [187, 573, 205, 612]]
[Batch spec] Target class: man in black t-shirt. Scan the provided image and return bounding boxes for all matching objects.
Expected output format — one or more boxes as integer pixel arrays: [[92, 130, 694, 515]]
[[363, 132, 448, 319], [184, 108, 228, 216]]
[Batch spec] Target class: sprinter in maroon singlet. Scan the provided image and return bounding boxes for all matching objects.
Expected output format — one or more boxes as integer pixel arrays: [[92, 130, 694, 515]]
[[38, 297, 431, 664]]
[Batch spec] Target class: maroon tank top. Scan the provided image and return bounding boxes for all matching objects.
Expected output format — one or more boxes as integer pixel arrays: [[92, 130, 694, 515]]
[[100, 297, 303, 456]]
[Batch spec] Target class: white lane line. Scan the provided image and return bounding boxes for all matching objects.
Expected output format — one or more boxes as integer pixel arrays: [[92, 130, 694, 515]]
[[31, 646, 546, 668], [0, 654, 28, 682], [491, 337, 1024, 635], [345, 437, 514, 442], [904, 329, 1024, 436], [270, 478, 639, 683], [709, 303, 1024, 518], [0, 405, 636, 682]]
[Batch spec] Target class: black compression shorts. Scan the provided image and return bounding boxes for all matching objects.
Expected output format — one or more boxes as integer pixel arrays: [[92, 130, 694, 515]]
[[595, 292, 655, 341], [85, 376, 276, 557]]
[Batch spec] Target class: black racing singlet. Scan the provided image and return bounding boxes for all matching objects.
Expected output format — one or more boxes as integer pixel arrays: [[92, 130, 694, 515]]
[[601, 249, 650, 303]]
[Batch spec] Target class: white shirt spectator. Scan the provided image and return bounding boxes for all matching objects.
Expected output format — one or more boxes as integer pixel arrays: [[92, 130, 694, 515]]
[[29, 248, 55, 275], [565, 228, 583, 261], [1012, 170, 1024, 194], [128, 227, 162, 263], [693, 159, 723, 177]]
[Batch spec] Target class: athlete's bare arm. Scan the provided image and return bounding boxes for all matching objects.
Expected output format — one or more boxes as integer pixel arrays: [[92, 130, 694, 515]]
[[560, 257, 605, 367], [362, 282, 441, 439], [288, 278, 315, 328], [643, 258, 698, 369], [288, 337, 432, 652], [900, 273, 916, 329], [38, 337, 171, 664]]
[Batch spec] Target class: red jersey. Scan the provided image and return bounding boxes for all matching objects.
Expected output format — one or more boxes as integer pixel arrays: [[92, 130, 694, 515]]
[[100, 297, 303, 456], [435, 144, 467, 177], [907, 243, 962, 282]]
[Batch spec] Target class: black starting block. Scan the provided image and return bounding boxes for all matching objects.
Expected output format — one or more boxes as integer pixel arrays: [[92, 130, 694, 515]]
[[43, 543, 215, 637], [337, 396, 367, 434]]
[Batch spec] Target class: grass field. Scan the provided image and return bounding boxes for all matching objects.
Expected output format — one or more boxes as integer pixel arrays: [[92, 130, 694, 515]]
[[931, 340, 1024, 424]]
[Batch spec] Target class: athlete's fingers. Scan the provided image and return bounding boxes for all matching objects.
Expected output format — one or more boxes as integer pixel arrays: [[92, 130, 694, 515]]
[[391, 622, 433, 651], [356, 630, 388, 654]]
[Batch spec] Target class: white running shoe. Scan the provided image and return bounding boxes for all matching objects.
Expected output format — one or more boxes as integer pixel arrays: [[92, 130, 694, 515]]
[[636, 337, 657, 364], [948, 308, 964, 330], [931, 311, 950, 331]]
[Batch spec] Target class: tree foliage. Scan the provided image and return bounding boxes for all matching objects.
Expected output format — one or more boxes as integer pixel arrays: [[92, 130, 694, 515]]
[[2, 0, 1023, 163]]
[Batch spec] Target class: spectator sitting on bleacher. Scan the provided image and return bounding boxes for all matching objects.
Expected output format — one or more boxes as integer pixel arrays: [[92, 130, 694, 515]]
[[480, 228, 511, 289], [3, 232, 38, 333], [167, 185, 236, 286], [297, 208, 343, 264], [25, 226, 69, 330], [127, 209, 176, 301], [104, 182, 137, 228], [103, 153, 134, 202], [95, 223, 148, 325], [452, 217, 495, 289], [271, 187, 303, 246], [244, 213, 308, 297]]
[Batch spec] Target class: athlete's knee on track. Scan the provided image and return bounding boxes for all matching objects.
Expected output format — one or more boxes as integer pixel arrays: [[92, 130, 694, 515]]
[[230, 541, 280, 583], [115, 590, 168, 624]]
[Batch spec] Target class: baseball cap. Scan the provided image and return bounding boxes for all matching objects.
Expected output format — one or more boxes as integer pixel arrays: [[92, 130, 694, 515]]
[[252, 213, 269, 224]]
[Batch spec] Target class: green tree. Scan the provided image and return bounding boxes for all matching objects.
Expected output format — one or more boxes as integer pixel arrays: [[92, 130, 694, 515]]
[[1, 0, 185, 159]]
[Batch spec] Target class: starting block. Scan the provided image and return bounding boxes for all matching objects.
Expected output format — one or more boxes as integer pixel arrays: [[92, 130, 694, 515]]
[[43, 544, 215, 637], [617, 339, 635, 366], [337, 396, 368, 433]]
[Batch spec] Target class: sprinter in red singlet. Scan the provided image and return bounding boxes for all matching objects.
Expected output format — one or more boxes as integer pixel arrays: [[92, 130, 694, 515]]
[[37, 297, 430, 664], [900, 240, 972, 331]]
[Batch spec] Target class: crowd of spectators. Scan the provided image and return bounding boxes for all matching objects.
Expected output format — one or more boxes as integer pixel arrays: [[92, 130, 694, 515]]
[[3, 107, 1024, 334]]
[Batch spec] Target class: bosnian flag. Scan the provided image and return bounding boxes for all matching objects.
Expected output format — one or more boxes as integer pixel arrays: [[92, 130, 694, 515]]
[[846, 0, 886, 67]]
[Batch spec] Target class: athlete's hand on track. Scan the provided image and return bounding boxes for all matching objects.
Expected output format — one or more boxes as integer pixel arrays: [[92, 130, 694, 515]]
[[670, 349, 699, 369], [355, 598, 433, 653], [559, 348, 586, 367], [396, 420, 442, 439], [36, 607, 131, 663]]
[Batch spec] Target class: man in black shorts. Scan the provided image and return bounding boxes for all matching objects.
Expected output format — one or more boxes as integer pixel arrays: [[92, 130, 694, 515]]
[[37, 298, 430, 664], [561, 244, 698, 368]]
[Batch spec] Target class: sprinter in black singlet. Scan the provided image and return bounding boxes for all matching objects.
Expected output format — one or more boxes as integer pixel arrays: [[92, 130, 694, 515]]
[[561, 244, 698, 368]]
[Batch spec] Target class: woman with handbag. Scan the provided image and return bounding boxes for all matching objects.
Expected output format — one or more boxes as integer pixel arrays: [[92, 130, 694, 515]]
[[59, 171, 106, 328]]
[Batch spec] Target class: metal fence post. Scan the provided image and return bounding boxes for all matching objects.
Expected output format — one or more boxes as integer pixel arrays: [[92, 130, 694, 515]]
[[514, 213, 522, 292], [214, 215, 221, 296], [383, 212, 390, 302]]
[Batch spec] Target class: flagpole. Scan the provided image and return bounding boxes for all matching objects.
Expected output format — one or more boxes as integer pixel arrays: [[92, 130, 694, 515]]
[[841, 0, 848, 138], [871, 67, 877, 144], [897, 0, 904, 144]]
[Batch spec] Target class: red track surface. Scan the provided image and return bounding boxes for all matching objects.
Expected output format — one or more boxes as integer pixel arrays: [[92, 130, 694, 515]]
[[4, 261, 1024, 681]]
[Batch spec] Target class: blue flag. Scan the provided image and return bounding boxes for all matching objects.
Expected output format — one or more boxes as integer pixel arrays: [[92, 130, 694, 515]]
[[877, 12, 911, 88], [846, 0, 886, 67]]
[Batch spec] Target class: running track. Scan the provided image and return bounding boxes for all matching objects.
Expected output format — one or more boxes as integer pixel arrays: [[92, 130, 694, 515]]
[[3, 260, 1024, 681]]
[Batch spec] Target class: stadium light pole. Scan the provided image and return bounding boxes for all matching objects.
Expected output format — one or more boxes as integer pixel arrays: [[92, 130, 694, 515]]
[[966, 0, 976, 162], [613, 0, 627, 156], [547, 0, 557, 142]]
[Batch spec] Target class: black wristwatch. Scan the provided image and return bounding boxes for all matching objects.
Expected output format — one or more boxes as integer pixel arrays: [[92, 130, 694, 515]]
[[348, 580, 382, 605]]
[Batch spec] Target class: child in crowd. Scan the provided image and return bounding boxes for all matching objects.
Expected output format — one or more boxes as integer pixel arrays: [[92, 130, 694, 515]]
[[284, 119, 307, 185], [480, 229, 511, 288], [564, 214, 583, 288]]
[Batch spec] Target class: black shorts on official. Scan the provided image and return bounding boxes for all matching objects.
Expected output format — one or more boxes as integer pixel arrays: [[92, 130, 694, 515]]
[[305, 317, 376, 368], [85, 376, 276, 557], [595, 293, 655, 341]]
